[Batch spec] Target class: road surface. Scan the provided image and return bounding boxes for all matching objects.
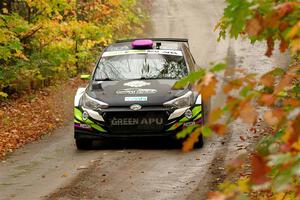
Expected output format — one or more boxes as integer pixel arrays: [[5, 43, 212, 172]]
[[0, 0, 289, 200]]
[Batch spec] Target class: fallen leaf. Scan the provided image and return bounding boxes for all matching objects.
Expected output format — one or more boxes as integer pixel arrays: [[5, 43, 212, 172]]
[[240, 135, 246, 141]]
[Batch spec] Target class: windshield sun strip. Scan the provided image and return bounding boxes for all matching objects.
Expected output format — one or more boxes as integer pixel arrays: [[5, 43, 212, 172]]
[[102, 49, 183, 57]]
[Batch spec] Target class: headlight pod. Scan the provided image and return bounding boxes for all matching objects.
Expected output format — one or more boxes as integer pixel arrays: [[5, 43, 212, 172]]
[[163, 91, 194, 109], [80, 93, 108, 110]]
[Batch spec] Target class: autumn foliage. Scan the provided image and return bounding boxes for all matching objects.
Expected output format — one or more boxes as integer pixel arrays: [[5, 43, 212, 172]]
[[177, 0, 300, 199], [0, 0, 146, 98]]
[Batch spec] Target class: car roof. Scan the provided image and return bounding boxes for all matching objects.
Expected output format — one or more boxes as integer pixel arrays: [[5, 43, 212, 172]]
[[105, 38, 188, 52]]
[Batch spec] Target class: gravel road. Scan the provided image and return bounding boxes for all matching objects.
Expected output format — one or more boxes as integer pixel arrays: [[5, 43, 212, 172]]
[[0, 0, 289, 200]]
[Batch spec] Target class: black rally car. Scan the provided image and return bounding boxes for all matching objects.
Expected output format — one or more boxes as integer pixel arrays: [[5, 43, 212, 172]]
[[74, 38, 209, 149]]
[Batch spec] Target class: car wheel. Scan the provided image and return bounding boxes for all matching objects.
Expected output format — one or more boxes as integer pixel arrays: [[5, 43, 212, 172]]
[[194, 134, 204, 148], [202, 100, 211, 125], [75, 139, 93, 150]]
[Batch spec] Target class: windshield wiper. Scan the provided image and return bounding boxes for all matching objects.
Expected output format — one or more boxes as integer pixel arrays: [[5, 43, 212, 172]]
[[94, 78, 113, 81]]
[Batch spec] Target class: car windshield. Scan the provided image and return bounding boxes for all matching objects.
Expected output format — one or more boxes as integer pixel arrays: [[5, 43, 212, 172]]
[[94, 51, 188, 81]]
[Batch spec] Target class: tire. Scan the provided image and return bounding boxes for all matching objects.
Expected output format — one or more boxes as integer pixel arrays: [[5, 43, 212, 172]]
[[194, 134, 204, 148], [75, 139, 93, 150], [202, 100, 211, 125]]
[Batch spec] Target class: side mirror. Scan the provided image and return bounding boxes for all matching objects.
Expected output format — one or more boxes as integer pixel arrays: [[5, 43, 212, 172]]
[[80, 74, 91, 80]]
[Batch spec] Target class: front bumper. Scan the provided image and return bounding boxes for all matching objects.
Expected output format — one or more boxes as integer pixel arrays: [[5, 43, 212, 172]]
[[74, 105, 203, 139]]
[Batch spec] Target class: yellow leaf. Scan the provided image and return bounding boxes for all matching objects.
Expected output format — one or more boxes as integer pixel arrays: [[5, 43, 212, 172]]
[[0, 92, 8, 98], [287, 21, 300, 39], [237, 178, 249, 193], [2, 8, 8, 14], [290, 38, 300, 54], [292, 138, 300, 151]]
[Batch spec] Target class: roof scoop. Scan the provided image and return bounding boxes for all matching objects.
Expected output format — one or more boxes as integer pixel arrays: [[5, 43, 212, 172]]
[[131, 39, 153, 49]]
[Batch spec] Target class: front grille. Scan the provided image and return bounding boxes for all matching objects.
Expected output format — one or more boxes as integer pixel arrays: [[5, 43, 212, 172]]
[[104, 111, 168, 134]]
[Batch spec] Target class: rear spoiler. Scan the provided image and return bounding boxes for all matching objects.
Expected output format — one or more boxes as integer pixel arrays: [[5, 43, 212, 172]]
[[116, 38, 189, 45]]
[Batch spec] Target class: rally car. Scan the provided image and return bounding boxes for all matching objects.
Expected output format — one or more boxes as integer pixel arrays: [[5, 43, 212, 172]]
[[74, 38, 210, 149]]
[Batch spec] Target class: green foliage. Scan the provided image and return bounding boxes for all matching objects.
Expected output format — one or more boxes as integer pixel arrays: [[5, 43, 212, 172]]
[[217, 0, 300, 57], [0, 0, 146, 96]]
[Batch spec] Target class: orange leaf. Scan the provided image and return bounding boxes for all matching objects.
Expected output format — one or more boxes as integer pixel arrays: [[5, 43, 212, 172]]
[[259, 94, 276, 106], [279, 21, 290, 32], [223, 80, 243, 93], [240, 102, 257, 125], [209, 108, 222, 123], [197, 74, 218, 101], [265, 37, 274, 57], [287, 21, 300, 39], [283, 98, 300, 107], [210, 124, 227, 136], [227, 154, 246, 173], [274, 73, 293, 94], [208, 192, 227, 200], [279, 39, 288, 53], [282, 115, 300, 149], [260, 73, 275, 87], [264, 109, 285, 127], [264, 12, 280, 28], [182, 129, 201, 152], [251, 153, 270, 185], [245, 18, 262, 36], [277, 2, 294, 17]]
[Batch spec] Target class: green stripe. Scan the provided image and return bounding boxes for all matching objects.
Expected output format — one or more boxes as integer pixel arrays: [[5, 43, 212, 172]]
[[74, 107, 107, 132], [167, 106, 202, 131], [194, 113, 202, 120], [74, 108, 83, 121], [90, 123, 106, 132], [192, 106, 201, 115]]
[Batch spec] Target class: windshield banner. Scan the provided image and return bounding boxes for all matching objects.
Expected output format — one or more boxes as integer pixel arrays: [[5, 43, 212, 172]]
[[102, 49, 183, 57]]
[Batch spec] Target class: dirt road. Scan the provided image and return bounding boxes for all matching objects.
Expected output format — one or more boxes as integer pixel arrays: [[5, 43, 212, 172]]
[[0, 0, 289, 200]]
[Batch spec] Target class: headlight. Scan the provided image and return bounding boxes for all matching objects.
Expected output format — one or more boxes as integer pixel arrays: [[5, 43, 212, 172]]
[[80, 93, 108, 110], [163, 91, 194, 108]]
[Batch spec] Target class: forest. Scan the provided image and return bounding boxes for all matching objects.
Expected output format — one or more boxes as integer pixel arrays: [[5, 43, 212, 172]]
[[0, 0, 145, 97]]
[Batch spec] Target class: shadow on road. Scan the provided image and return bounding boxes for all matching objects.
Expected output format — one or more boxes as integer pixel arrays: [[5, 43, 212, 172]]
[[82, 138, 185, 150]]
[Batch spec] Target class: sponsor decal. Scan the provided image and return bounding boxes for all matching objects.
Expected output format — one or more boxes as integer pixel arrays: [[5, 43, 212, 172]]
[[102, 49, 183, 57], [111, 117, 163, 126], [116, 88, 157, 95], [183, 122, 195, 127], [74, 123, 92, 130], [125, 96, 148, 102], [124, 81, 150, 88], [130, 104, 142, 111]]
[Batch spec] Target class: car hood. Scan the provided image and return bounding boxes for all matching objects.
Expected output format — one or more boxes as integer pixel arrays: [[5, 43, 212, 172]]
[[87, 79, 189, 107]]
